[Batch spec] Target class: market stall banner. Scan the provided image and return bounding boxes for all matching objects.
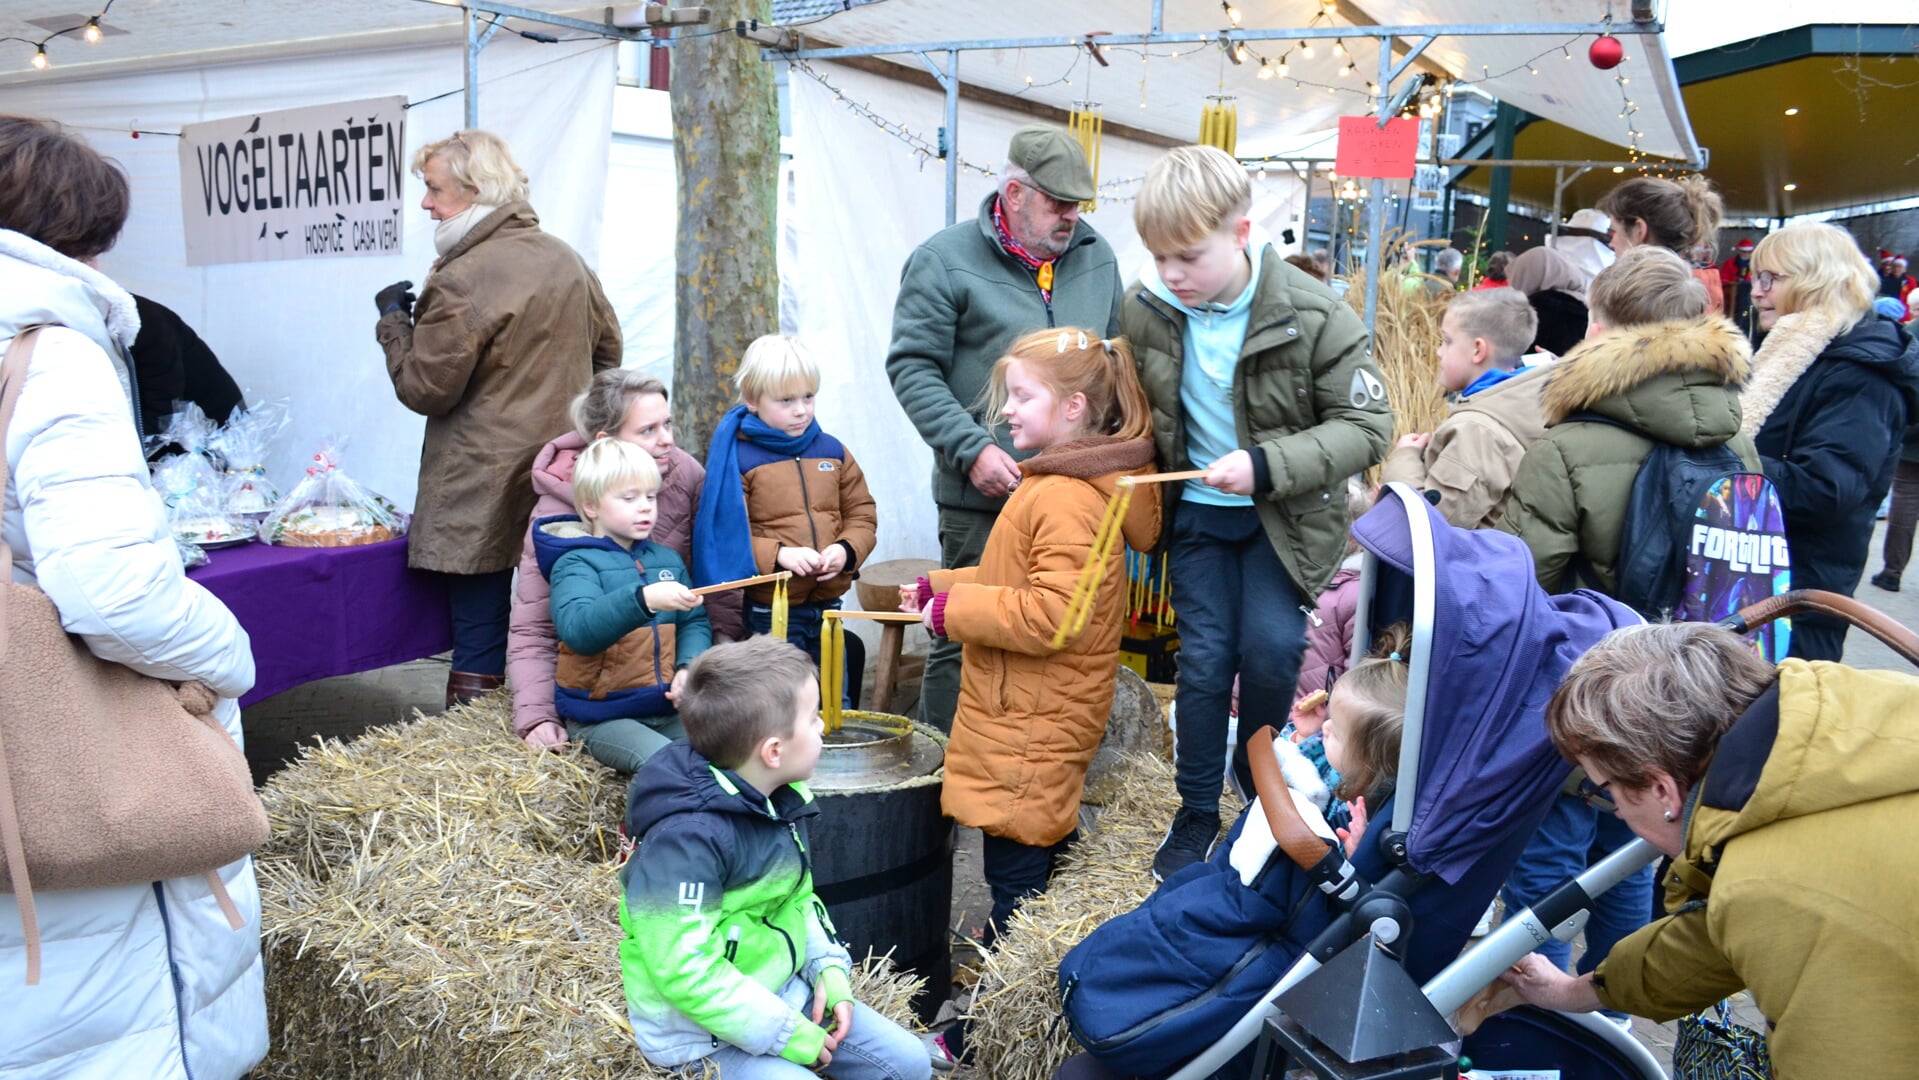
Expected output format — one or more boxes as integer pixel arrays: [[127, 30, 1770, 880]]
[[178, 96, 407, 266]]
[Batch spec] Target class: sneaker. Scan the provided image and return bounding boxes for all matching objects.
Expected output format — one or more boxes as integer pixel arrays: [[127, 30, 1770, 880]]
[[923, 1031, 958, 1072], [1471, 901, 1498, 938], [1152, 806, 1222, 882], [1872, 571, 1901, 593]]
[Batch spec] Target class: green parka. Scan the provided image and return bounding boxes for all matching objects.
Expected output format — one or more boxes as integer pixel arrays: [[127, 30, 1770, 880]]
[[1594, 660, 1919, 1079], [1499, 318, 1756, 595], [1123, 251, 1392, 596]]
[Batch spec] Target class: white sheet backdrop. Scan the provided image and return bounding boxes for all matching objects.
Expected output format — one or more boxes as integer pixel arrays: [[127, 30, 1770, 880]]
[[2, 36, 617, 510]]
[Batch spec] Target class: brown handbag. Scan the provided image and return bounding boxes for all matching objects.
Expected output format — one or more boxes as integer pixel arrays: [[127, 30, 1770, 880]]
[[0, 327, 268, 985]]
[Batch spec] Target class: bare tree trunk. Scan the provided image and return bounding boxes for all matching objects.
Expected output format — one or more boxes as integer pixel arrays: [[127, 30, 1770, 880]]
[[671, 0, 780, 463]]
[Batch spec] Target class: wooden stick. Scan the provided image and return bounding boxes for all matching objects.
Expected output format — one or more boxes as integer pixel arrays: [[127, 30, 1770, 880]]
[[828, 610, 924, 624], [689, 571, 791, 596], [1120, 469, 1210, 486]]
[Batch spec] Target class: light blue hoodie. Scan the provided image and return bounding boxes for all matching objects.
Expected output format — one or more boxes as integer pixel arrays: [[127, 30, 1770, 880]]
[[1140, 228, 1272, 506]]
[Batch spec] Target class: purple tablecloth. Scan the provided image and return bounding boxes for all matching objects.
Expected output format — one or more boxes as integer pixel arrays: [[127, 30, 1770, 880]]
[[187, 537, 451, 707]]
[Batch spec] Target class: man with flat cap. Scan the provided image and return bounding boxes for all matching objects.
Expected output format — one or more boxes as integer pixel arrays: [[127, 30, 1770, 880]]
[[887, 124, 1124, 735]]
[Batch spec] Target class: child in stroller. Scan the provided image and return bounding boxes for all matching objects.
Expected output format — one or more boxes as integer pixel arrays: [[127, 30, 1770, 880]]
[[1056, 484, 1644, 1080]]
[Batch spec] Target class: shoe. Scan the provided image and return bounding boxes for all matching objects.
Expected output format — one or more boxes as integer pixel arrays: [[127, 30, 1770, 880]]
[[1152, 806, 1222, 882], [445, 670, 504, 709], [1471, 900, 1498, 938], [924, 1031, 958, 1072], [1871, 572, 1901, 593]]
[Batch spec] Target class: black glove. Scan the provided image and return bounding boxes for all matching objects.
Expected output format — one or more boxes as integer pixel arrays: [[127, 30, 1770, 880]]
[[375, 280, 416, 317]]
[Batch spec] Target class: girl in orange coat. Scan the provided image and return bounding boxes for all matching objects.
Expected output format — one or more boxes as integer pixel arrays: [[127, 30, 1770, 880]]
[[905, 328, 1161, 947]]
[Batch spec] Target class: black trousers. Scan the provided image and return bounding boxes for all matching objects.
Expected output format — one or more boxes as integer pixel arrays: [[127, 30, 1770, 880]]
[[444, 569, 514, 675], [982, 830, 1077, 945]]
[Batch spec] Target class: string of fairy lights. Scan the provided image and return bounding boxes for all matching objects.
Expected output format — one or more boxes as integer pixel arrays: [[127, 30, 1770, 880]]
[[792, 1, 1688, 192], [1, 0, 117, 71]]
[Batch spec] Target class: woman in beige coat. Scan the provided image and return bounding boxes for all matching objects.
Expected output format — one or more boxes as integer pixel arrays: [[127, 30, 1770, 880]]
[[375, 130, 621, 706]]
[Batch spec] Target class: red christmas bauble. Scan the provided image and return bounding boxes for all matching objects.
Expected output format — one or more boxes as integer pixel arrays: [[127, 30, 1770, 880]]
[[1589, 35, 1624, 70]]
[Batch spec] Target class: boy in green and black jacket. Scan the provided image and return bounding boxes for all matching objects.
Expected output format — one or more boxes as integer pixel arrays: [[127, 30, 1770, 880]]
[[617, 637, 933, 1078]]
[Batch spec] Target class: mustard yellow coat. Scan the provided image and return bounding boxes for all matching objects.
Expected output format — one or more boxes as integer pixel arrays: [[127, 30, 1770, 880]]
[[1594, 660, 1919, 1079], [933, 437, 1160, 847]]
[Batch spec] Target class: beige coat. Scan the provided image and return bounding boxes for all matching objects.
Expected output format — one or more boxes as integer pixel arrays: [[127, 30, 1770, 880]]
[[377, 202, 621, 574], [1380, 365, 1551, 529]]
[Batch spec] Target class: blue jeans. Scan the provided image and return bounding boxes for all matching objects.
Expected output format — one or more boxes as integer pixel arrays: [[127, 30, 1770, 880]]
[[1501, 793, 1655, 972], [443, 569, 513, 674], [692, 984, 932, 1079], [1168, 503, 1308, 813]]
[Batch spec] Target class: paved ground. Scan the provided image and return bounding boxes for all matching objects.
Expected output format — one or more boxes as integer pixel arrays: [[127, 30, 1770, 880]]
[[239, 521, 1917, 1072]]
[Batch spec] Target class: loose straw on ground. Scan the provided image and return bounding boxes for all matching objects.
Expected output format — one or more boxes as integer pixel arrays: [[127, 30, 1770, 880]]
[[965, 751, 1243, 1080], [255, 694, 922, 1079]]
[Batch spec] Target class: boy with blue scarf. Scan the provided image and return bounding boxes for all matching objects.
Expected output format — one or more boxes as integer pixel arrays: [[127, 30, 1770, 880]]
[[694, 335, 878, 664]]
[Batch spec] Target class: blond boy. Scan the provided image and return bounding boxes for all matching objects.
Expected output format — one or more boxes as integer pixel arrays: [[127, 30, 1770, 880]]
[[1382, 288, 1549, 529], [1122, 144, 1392, 879]]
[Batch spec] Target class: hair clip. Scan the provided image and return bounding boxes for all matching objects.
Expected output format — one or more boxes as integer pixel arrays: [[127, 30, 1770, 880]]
[[1099, 338, 1118, 358], [1389, 651, 1403, 662], [1056, 330, 1091, 353]]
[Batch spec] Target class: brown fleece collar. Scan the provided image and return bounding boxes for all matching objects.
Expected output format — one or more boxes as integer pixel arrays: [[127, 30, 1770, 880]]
[[1019, 436, 1156, 480], [1541, 317, 1752, 424]]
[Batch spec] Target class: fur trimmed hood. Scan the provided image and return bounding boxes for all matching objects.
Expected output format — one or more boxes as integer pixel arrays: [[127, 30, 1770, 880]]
[[1018, 435, 1157, 480], [1541, 318, 1753, 446]]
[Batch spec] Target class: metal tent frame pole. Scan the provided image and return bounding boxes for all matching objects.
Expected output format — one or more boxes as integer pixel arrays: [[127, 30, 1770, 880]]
[[1359, 35, 1435, 334], [458, 2, 654, 129]]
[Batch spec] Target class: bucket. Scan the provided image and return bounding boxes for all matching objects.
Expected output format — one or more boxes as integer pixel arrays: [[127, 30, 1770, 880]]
[[809, 711, 951, 1022]]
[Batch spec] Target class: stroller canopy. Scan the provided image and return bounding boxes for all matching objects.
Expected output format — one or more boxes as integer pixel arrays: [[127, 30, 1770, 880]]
[[1351, 492, 1640, 884]]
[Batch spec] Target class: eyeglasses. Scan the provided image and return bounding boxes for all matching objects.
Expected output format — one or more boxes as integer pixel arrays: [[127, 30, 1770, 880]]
[[1755, 269, 1789, 292], [1575, 775, 1617, 814]]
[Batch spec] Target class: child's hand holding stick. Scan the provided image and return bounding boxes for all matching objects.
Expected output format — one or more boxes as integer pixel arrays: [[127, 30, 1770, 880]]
[[688, 570, 791, 596]]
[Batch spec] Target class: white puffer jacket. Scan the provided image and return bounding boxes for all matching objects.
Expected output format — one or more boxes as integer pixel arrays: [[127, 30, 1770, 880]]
[[0, 230, 266, 1079]]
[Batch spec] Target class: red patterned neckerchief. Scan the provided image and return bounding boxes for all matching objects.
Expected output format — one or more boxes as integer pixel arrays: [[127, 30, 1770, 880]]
[[991, 194, 1056, 303]]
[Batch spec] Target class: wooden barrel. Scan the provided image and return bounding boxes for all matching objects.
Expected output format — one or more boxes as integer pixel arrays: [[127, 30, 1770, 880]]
[[809, 722, 950, 1022]]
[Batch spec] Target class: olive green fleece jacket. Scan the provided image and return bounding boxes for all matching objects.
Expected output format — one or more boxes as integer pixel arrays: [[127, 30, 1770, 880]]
[[1499, 317, 1756, 595], [1123, 251, 1392, 596], [885, 193, 1124, 513]]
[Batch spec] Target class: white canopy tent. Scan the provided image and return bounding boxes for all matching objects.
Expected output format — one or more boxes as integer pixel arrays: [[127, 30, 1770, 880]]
[[0, 0, 1705, 578]]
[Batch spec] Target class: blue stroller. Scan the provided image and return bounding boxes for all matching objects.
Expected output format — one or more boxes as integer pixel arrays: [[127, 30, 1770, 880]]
[[1060, 483, 1654, 1079], [1062, 482, 1919, 1079]]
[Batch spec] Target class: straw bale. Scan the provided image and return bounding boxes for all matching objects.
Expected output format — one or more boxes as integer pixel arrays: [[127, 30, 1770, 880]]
[[964, 754, 1243, 1080], [256, 694, 923, 1079]]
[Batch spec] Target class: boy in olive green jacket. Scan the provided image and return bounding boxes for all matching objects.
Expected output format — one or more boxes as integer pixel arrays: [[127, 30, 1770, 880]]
[[1122, 145, 1392, 881]]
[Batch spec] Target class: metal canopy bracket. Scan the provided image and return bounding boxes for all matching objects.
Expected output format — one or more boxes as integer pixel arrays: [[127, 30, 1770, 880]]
[[912, 49, 962, 227], [459, 1, 677, 128]]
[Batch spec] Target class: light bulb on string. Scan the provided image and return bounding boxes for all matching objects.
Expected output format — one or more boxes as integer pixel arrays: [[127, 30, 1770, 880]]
[[1299, 40, 1314, 59], [31, 46, 49, 70], [1257, 59, 1274, 79], [83, 17, 103, 45], [1338, 60, 1353, 77], [1333, 38, 1348, 58], [1274, 53, 1290, 78], [1225, 4, 1241, 27]]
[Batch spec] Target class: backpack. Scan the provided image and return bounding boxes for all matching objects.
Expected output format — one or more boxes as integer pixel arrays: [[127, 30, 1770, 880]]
[[1572, 414, 1791, 661]]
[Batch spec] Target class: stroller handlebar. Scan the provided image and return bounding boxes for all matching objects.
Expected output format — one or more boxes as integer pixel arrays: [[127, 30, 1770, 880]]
[[1723, 589, 1919, 666]]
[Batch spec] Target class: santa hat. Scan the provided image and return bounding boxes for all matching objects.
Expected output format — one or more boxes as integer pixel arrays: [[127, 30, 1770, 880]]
[[1735, 238, 1755, 253]]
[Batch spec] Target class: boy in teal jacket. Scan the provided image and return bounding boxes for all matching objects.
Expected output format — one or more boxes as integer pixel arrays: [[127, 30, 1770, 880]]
[[534, 437, 709, 773], [618, 637, 933, 1078]]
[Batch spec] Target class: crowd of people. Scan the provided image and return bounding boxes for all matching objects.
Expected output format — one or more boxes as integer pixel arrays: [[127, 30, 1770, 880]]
[[2, 107, 1917, 1080]]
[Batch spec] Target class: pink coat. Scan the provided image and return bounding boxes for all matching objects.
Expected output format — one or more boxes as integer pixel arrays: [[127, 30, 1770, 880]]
[[1293, 564, 1362, 704], [506, 433, 735, 738]]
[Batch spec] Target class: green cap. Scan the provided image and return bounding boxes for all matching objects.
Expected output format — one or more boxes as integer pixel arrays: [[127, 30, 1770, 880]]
[[1007, 124, 1095, 203]]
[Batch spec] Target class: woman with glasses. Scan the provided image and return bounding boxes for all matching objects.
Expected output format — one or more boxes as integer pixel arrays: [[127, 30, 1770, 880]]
[[1501, 621, 1919, 1079], [1740, 223, 1919, 660]]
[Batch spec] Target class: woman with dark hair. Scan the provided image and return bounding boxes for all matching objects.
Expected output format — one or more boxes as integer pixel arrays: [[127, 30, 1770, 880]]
[[1597, 175, 1726, 317], [1506, 246, 1589, 357], [1502, 621, 1919, 1078], [0, 116, 265, 1078], [1470, 249, 1512, 290]]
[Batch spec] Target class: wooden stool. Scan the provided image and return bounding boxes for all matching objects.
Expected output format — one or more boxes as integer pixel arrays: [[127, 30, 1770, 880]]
[[856, 558, 939, 715]]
